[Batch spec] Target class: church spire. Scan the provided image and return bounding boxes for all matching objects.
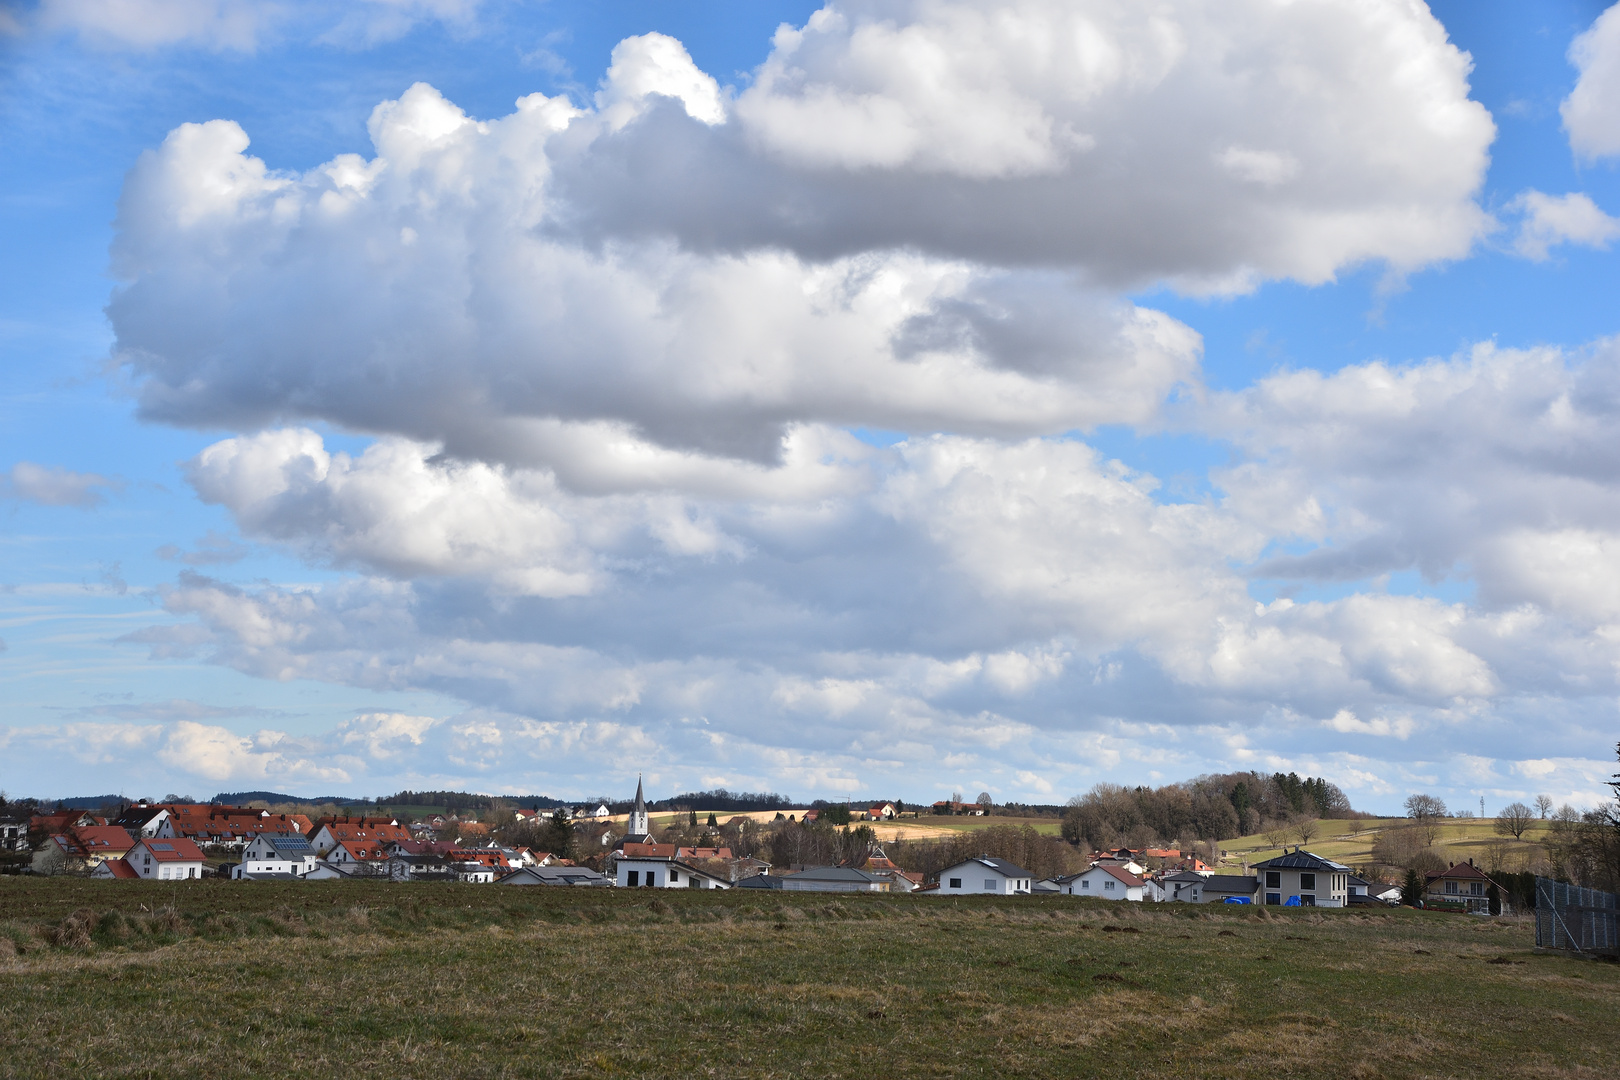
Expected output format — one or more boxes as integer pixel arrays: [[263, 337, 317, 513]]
[[628, 774, 649, 836]]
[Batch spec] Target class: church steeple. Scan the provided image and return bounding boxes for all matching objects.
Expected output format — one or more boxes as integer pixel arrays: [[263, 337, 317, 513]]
[[628, 774, 650, 836]]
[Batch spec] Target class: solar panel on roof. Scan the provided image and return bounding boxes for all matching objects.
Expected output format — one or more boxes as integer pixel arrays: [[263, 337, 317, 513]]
[[151, 843, 173, 851]]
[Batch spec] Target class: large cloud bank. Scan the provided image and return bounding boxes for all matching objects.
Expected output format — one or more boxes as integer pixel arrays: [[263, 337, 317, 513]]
[[90, 1, 1620, 805]]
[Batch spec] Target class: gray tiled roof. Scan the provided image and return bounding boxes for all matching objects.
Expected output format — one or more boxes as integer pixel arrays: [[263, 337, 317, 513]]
[[1252, 849, 1351, 872]]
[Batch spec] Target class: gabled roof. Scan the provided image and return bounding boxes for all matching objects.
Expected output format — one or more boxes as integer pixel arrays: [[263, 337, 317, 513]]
[[98, 859, 139, 878], [942, 856, 1033, 879], [1201, 875, 1260, 894], [133, 838, 205, 862], [258, 836, 314, 853], [1161, 870, 1207, 883], [1252, 849, 1351, 872], [332, 840, 388, 861], [73, 826, 135, 852], [1085, 863, 1144, 888], [1426, 862, 1500, 884]]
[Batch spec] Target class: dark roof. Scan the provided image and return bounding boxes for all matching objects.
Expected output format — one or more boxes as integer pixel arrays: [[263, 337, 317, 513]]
[[1251, 849, 1351, 872], [1200, 875, 1260, 894], [1162, 870, 1206, 883], [499, 866, 609, 887], [735, 874, 784, 889], [945, 856, 1032, 879], [787, 866, 883, 883]]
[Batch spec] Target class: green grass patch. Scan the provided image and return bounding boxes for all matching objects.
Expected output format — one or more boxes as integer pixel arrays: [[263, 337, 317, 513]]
[[0, 878, 1614, 1078]]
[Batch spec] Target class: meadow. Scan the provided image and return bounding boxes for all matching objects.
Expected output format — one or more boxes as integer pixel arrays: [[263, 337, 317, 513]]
[[0, 878, 1615, 1079]]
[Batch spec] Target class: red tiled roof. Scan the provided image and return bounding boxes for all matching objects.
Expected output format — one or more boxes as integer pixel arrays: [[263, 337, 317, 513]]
[[1427, 862, 1500, 884], [136, 838, 206, 862], [1092, 863, 1145, 888], [73, 826, 135, 852], [101, 859, 139, 878], [334, 840, 388, 861]]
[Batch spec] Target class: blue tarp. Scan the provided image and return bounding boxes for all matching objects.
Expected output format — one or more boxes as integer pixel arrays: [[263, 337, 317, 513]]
[[1223, 896, 1250, 904], [1284, 895, 1302, 906]]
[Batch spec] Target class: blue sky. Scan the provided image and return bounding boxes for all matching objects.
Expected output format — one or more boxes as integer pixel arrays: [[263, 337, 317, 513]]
[[3, 0, 1620, 814]]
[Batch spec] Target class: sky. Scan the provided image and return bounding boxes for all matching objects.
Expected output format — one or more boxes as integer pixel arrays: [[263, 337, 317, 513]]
[[2, 0, 1620, 814]]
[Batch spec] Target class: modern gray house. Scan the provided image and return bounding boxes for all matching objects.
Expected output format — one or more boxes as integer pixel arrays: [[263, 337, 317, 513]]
[[1251, 848, 1352, 907]]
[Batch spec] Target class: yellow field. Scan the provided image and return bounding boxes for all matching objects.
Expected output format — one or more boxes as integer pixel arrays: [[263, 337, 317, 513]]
[[610, 809, 1062, 842], [1214, 817, 1556, 872]]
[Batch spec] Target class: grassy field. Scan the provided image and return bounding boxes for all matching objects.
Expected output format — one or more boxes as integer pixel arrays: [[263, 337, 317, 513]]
[[1216, 817, 1556, 871], [1, 879, 1615, 1079]]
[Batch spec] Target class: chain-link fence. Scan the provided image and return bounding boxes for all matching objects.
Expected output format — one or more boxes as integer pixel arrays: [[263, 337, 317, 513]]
[[1535, 877, 1618, 957]]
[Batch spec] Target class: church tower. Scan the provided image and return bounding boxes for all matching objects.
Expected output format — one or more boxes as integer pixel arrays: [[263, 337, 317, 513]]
[[627, 775, 650, 836]]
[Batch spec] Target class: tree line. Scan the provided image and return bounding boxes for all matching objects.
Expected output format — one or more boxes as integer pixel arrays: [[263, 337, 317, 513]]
[[1060, 771, 1354, 851]]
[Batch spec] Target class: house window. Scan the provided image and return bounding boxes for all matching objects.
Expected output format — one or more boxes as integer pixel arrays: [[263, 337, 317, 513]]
[[671, 871, 680, 883], [646, 873, 657, 887], [1299, 873, 1316, 891], [627, 870, 639, 886], [948, 878, 962, 889], [1300, 895, 1315, 907], [1446, 881, 1458, 894], [1105, 880, 1115, 891], [1081, 879, 1090, 889], [1265, 871, 1280, 888], [1470, 883, 1484, 896], [983, 879, 997, 891], [1266, 892, 1281, 905]]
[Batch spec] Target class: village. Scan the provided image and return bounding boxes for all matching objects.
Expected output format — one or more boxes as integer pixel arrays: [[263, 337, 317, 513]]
[[5, 777, 1519, 915]]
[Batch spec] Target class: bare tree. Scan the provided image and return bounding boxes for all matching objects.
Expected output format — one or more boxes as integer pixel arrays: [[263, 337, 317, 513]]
[[1261, 820, 1290, 850], [1295, 816, 1319, 845], [1534, 794, 1553, 819], [1493, 801, 1534, 841], [976, 791, 992, 816], [1404, 794, 1447, 845]]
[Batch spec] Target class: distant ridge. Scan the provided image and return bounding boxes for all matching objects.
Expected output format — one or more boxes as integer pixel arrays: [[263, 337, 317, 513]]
[[44, 794, 125, 810], [212, 791, 360, 806]]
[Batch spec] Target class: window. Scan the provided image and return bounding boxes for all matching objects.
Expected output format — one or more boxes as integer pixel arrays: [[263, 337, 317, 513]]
[[984, 879, 997, 891], [646, 873, 657, 887], [1265, 871, 1280, 888], [1470, 882, 1484, 896], [1266, 892, 1281, 905], [1105, 880, 1115, 891], [1299, 873, 1316, 891], [1300, 895, 1315, 906], [671, 871, 680, 883], [948, 877, 962, 889], [1081, 879, 1090, 889], [627, 870, 639, 886], [1445, 881, 1458, 894]]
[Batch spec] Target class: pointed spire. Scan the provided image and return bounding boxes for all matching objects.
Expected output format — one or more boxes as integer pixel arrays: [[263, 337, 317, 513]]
[[634, 774, 645, 812]]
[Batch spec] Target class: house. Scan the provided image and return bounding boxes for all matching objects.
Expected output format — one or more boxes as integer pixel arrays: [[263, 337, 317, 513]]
[[1092, 854, 1149, 877], [1197, 876, 1261, 904], [929, 857, 1033, 896], [320, 840, 389, 872], [1159, 870, 1209, 903], [0, 821, 28, 852], [111, 804, 171, 838], [591, 804, 611, 819], [31, 809, 106, 835], [33, 826, 134, 874], [1252, 848, 1352, 907], [866, 803, 897, 820], [233, 835, 318, 879], [860, 848, 924, 892], [779, 867, 890, 892], [123, 837, 206, 880], [499, 865, 610, 887], [930, 800, 986, 816], [307, 817, 412, 855], [1425, 860, 1504, 914], [155, 805, 313, 849], [1069, 863, 1146, 901], [614, 847, 735, 889]]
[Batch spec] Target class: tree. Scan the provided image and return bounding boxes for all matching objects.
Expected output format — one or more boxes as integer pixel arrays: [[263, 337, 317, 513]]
[[1493, 802, 1534, 841], [545, 808, 576, 861], [976, 792, 992, 815], [1261, 821, 1290, 850], [1401, 867, 1424, 907], [821, 804, 852, 827], [688, 808, 698, 827], [706, 812, 718, 828], [1404, 794, 1447, 844], [1535, 794, 1553, 819], [1487, 883, 1501, 916], [1294, 817, 1319, 845]]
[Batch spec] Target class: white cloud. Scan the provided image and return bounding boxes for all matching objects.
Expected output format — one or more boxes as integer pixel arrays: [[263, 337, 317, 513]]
[[1563, 3, 1620, 160], [2, 462, 120, 507], [33, 0, 482, 52], [1510, 190, 1620, 260], [596, 33, 726, 129]]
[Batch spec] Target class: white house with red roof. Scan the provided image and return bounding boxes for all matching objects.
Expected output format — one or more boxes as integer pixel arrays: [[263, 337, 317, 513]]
[[308, 817, 411, 855], [121, 837, 207, 880], [1069, 863, 1146, 901]]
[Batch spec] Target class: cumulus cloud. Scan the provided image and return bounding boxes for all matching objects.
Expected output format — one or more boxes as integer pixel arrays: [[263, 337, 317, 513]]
[[1563, 3, 1620, 160], [110, 89, 1201, 467], [2, 462, 120, 507], [560, 0, 1493, 289], [1510, 190, 1620, 260]]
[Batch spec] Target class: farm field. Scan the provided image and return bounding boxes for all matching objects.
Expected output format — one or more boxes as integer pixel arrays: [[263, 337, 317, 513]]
[[1216, 818, 1557, 872], [1, 879, 1616, 1079]]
